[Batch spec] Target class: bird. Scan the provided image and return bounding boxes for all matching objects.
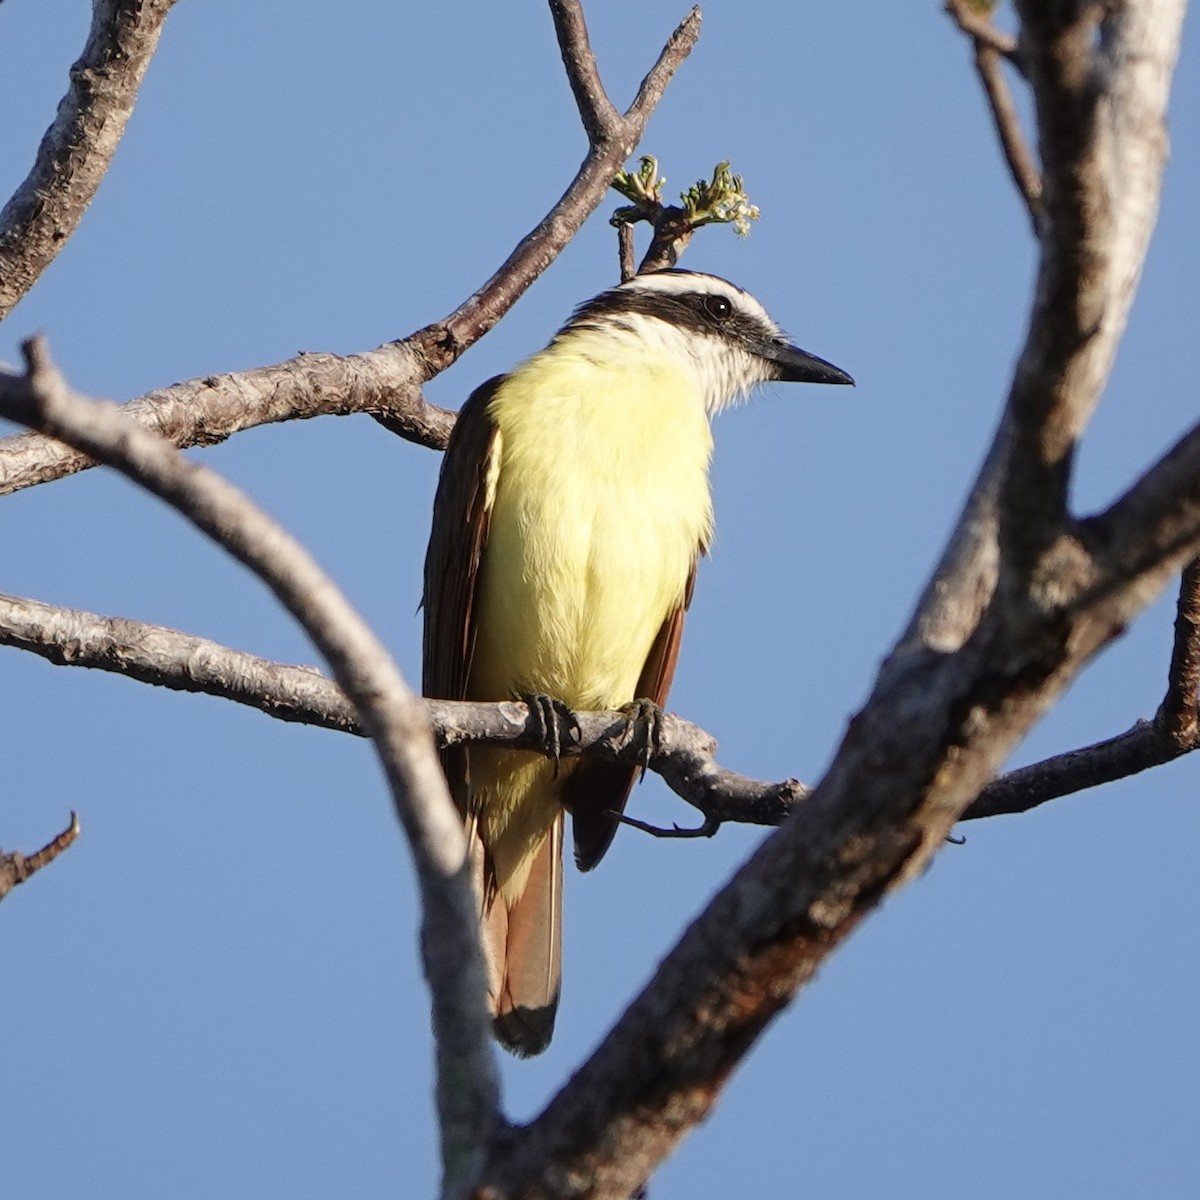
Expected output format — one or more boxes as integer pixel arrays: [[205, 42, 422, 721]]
[[423, 268, 852, 1055]]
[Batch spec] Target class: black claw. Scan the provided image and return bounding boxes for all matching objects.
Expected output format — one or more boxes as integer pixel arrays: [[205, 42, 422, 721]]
[[522, 693, 579, 778], [617, 698, 665, 777]]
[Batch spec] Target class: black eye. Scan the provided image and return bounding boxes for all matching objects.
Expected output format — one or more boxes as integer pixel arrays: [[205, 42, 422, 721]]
[[703, 295, 732, 322]]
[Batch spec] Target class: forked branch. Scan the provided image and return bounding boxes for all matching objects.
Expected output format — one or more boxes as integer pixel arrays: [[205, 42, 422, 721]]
[[0, 339, 495, 1195], [0, 1, 701, 499], [5, 579, 1198, 839]]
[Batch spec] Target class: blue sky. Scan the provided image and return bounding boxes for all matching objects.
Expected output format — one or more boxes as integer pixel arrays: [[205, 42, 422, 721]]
[[3, 3, 1199, 1197]]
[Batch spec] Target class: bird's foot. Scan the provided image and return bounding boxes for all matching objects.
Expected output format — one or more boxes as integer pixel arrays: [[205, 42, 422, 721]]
[[617, 697, 665, 778], [522, 693, 580, 778], [610, 809, 720, 840]]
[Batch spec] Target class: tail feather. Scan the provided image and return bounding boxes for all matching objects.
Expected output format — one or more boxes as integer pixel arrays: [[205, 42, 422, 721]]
[[483, 813, 563, 1056]]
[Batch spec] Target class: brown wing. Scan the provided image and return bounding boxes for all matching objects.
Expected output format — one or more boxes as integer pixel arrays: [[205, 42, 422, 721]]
[[567, 553, 700, 872], [422, 375, 505, 815]]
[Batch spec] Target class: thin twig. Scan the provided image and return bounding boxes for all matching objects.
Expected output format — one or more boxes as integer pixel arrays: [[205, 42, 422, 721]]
[[612, 811, 721, 840], [944, 0, 1020, 60], [945, 2, 1042, 236], [626, 7, 702, 120], [0, 340, 497, 1194], [618, 223, 636, 281], [965, 721, 1171, 820], [0, 813, 81, 903], [1155, 559, 1200, 747], [638, 207, 696, 273], [412, 2, 701, 368], [971, 43, 1043, 230]]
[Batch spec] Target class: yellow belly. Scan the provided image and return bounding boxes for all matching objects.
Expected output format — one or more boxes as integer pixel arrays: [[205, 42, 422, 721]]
[[467, 343, 714, 900]]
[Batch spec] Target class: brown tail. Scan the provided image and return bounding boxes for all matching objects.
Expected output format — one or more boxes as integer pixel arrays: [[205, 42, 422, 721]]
[[482, 814, 563, 1056]]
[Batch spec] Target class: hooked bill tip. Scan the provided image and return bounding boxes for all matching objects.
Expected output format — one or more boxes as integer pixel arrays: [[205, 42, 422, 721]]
[[766, 341, 854, 387]]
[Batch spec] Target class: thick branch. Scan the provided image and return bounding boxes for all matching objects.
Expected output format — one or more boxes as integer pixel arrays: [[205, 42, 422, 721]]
[[0, 343, 451, 497], [997, 0, 1180, 570], [0, 0, 178, 321], [908, 0, 1181, 652], [0, 343, 496, 1195], [475, 8, 1191, 1194], [0, 3, 700, 501]]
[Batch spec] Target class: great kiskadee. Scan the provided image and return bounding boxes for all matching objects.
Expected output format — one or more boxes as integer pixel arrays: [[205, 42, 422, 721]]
[[423, 268, 852, 1055]]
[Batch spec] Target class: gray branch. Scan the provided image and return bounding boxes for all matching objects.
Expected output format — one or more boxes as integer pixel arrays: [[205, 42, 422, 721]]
[[3, 1, 1191, 1194], [474, 6, 1191, 1195], [0, 343, 451, 497], [0, 0, 179, 321], [0, 342, 498, 1196], [0, 590, 800, 820], [8, 588, 1198, 838], [0, 3, 701, 501], [0, 812, 80, 903], [945, 0, 1042, 231]]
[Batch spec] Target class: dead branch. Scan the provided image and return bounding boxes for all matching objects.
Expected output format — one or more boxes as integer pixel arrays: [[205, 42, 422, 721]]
[[945, 0, 1043, 229], [944, 0, 1019, 60], [0, 0, 179, 321], [1157, 559, 1200, 746], [0, 1, 701, 500], [0, 339, 496, 1195], [469, 7, 1190, 1195], [908, 1, 1176, 656], [6, 580, 1198, 846], [0, 813, 80, 903], [0, 345, 451, 496], [3, 3, 1192, 1195], [0, 589, 802, 820]]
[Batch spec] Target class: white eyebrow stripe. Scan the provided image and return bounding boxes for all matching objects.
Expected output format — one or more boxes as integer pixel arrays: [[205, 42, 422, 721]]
[[616, 271, 777, 332]]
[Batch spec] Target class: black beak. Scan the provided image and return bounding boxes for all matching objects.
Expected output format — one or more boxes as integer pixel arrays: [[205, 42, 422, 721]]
[[760, 339, 854, 386]]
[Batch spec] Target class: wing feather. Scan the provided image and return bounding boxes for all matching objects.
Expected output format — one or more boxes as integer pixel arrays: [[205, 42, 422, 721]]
[[422, 376, 505, 814], [567, 553, 700, 871]]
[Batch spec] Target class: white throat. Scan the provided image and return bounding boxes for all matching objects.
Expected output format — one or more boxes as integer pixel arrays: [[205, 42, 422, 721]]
[[557, 312, 775, 417]]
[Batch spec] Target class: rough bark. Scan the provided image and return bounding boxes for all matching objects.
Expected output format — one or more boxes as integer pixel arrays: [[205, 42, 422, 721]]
[[0, 4, 701, 500], [0, 0, 179, 320]]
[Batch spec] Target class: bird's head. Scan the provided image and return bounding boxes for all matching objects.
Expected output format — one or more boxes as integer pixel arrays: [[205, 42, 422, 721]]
[[557, 269, 854, 415]]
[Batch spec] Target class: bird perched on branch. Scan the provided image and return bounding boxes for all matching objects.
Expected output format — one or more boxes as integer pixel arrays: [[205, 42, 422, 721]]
[[423, 268, 852, 1055]]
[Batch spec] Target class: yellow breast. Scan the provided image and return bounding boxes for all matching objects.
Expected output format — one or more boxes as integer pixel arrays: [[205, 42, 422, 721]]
[[469, 335, 714, 710]]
